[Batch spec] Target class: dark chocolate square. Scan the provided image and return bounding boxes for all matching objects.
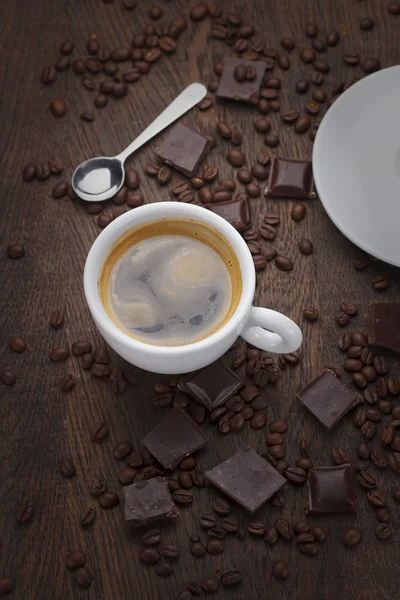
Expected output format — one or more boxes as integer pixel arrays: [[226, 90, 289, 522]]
[[123, 477, 179, 527], [264, 158, 316, 199], [217, 57, 266, 104], [204, 197, 251, 231], [205, 444, 286, 513], [154, 123, 208, 177], [368, 303, 400, 354], [297, 369, 362, 430], [142, 407, 208, 469], [306, 464, 357, 515], [184, 360, 243, 411]]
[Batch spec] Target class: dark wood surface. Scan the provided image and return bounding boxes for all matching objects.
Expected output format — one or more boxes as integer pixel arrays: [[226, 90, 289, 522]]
[[1, 1, 400, 599]]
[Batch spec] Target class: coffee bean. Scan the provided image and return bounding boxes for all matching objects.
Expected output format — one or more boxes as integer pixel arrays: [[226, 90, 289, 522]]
[[343, 528, 362, 547], [1, 369, 16, 385], [336, 312, 350, 327], [15, 499, 34, 522], [291, 203, 306, 222], [36, 162, 51, 180], [118, 466, 137, 485], [265, 133, 279, 147], [296, 532, 315, 544], [361, 420, 376, 438], [113, 82, 128, 98], [142, 529, 161, 547], [79, 505, 96, 527], [393, 488, 400, 503], [206, 539, 224, 555], [357, 443, 371, 460], [300, 47, 316, 64], [226, 147, 245, 167], [375, 522, 391, 540], [286, 466, 307, 484], [173, 489, 193, 504], [113, 441, 133, 461], [367, 490, 387, 507], [41, 64, 57, 84], [359, 17, 375, 31], [22, 163, 36, 182], [72, 59, 85, 75], [91, 363, 111, 377], [248, 521, 266, 536], [298, 238, 313, 256], [373, 356, 388, 375], [219, 567, 241, 587], [66, 551, 86, 570], [154, 561, 172, 578], [50, 98, 66, 117], [294, 116, 311, 133], [200, 513, 216, 529], [305, 99, 320, 115], [278, 53, 290, 70], [379, 424, 394, 447], [272, 560, 289, 580], [362, 58, 381, 73], [344, 359, 363, 373], [55, 56, 70, 72], [190, 540, 206, 557], [267, 432, 284, 446], [140, 547, 160, 564], [376, 377, 388, 398], [275, 255, 293, 271], [332, 447, 349, 465], [99, 491, 119, 509], [178, 471, 193, 489], [60, 373, 75, 392], [293, 522, 310, 536], [302, 306, 318, 322], [296, 79, 310, 95], [281, 109, 299, 124], [8, 335, 25, 354], [348, 346, 362, 359], [202, 578, 220, 593], [276, 518, 292, 540], [312, 526, 327, 543], [213, 497, 230, 515], [249, 412, 266, 429], [371, 447, 388, 468], [305, 22, 318, 37], [343, 53, 360, 66], [162, 544, 179, 560], [352, 372, 368, 389], [299, 542, 319, 556], [327, 29, 340, 45], [389, 452, 400, 473], [59, 457, 75, 478], [311, 72, 325, 86]]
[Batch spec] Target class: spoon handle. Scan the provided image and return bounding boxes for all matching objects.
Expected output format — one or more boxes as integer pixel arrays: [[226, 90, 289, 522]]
[[116, 83, 207, 163]]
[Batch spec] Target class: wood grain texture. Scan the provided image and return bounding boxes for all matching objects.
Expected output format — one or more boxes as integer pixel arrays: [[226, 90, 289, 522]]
[[1, 1, 400, 599]]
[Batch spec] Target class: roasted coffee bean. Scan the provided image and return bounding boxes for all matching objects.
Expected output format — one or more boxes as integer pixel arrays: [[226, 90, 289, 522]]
[[299, 542, 319, 556], [15, 499, 34, 522], [374, 522, 391, 540], [200, 513, 216, 529], [352, 372, 368, 389], [99, 491, 119, 509], [59, 457, 75, 478], [142, 529, 161, 547], [371, 447, 388, 468], [388, 377, 400, 396], [80, 506, 96, 527], [367, 490, 387, 507], [286, 466, 307, 484], [353, 407, 366, 428], [227, 147, 245, 167], [388, 2, 400, 15], [55, 56, 70, 72], [373, 356, 387, 375], [72, 341, 92, 357], [294, 521, 311, 535], [248, 521, 266, 536], [305, 99, 320, 115], [296, 78, 310, 94], [357, 469, 376, 490], [66, 551, 86, 570], [251, 395, 267, 410], [50, 345, 70, 363], [60, 373, 75, 392], [281, 109, 299, 124], [162, 544, 179, 560], [36, 162, 51, 180], [22, 164, 36, 182], [312, 87, 326, 102], [208, 526, 226, 540], [219, 567, 241, 587], [275, 255, 293, 271], [357, 443, 371, 460], [301, 47, 316, 63], [344, 359, 363, 373], [376, 377, 388, 398], [42, 65, 57, 84], [348, 346, 362, 359], [312, 527, 327, 543], [336, 312, 350, 327], [156, 166, 171, 185], [8, 336, 25, 353], [254, 117, 271, 134], [206, 539, 224, 555], [296, 532, 315, 544], [343, 528, 362, 547], [50, 98, 67, 117], [380, 425, 394, 447], [362, 58, 381, 74], [332, 447, 349, 465], [178, 471, 193, 489], [118, 466, 137, 486], [303, 307, 319, 322], [80, 352, 94, 370], [339, 333, 351, 352], [85, 58, 100, 74], [173, 489, 193, 504], [294, 116, 311, 133], [71, 59, 85, 75], [245, 182, 260, 198], [263, 213, 279, 228], [298, 239, 313, 255], [190, 541, 206, 557], [276, 518, 293, 540], [361, 420, 376, 438], [91, 363, 111, 377], [389, 452, 400, 473], [267, 432, 284, 446], [269, 419, 288, 433], [113, 441, 133, 461], [265, 133, 279, 146], [250, 412, 267, 429], [311, 71, 325, 86], [155, 561, 173, 577], [202, 578, 220, 593], [277, 53, 290, 70], [259, 224, 276, 240], [213, 497, 230, 515], [112, 82, 128, 98], [140, 547, 160, 564], [271, 560, 289, 580], [291, 203, 306, 222], [391, 436, 400, 451]]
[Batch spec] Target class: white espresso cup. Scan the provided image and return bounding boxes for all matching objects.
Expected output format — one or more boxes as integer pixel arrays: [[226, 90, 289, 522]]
[[84, 202, 302, 374]]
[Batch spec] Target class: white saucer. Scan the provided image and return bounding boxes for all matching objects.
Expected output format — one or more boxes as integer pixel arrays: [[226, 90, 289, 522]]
[[313, 65, 400, 267]]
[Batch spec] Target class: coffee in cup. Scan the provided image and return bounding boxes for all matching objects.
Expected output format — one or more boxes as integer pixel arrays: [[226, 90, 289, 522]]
[[99, 218, 242, 347]]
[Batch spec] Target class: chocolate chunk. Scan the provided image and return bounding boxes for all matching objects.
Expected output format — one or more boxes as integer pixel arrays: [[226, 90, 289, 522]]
[[265, 158, 316, 199], [142, 408, 208, 469], [184, 361, 243, 411], [205, 196, 250, 231], [155, 123, 208, 177], [217, 57, 266, 104], [123, 477, 179, 527], [297, 369, 362, 430], [368, 304, 400, 354], [306, 464, 357, 515], [205, 444, 286, 513]]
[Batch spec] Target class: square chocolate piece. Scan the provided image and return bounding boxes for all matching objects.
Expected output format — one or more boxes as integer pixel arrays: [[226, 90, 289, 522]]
[[204, 197, 250, 231], [217, 57, 266, 104], [123, 477, 179, 527], [306, 464, 357, 515], [264, 158, 316, 199], [184, 360, 243, 411], [368, 303, 400, 354], [142, 408, 208, 469], [154, 123, 208, 177], [205, 444, 286, 513], [297, 369, 362, 430]]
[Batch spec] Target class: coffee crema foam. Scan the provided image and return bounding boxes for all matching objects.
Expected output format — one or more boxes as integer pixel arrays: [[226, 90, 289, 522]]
[[99, 219, 242, 346]]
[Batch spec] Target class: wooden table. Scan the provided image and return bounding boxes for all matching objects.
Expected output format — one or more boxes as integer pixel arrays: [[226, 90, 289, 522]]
[[1, 1, 400, 598]]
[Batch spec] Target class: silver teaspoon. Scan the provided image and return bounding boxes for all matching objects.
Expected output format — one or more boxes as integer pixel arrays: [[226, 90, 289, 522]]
[[72, 82, 207, 202]]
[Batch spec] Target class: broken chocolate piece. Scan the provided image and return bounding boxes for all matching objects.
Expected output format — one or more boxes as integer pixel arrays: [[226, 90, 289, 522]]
[[204, 197, 251, 231], [154, 123, 209, 177], [123, 477, 179, 526], [368, 304, 400, 354], [184, 360, 243, 411], [264, 158, 316, 199], [217, 57, 266, 104], [306, 464, 357, 515]]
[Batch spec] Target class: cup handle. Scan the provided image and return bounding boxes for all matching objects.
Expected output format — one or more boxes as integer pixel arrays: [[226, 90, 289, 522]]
[[240, 307, 302, 354]]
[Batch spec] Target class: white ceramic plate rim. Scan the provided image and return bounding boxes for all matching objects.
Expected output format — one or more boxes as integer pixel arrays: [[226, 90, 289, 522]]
[[313, 65, 400, 268]]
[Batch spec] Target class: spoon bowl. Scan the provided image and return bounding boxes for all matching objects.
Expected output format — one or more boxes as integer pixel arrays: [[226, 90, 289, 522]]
[[71, 83, 207, 202], [72, 156, 124, 202]]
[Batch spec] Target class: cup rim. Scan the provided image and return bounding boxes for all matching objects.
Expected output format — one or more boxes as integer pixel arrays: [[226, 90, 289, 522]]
[[84, 202, 255, 355]]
